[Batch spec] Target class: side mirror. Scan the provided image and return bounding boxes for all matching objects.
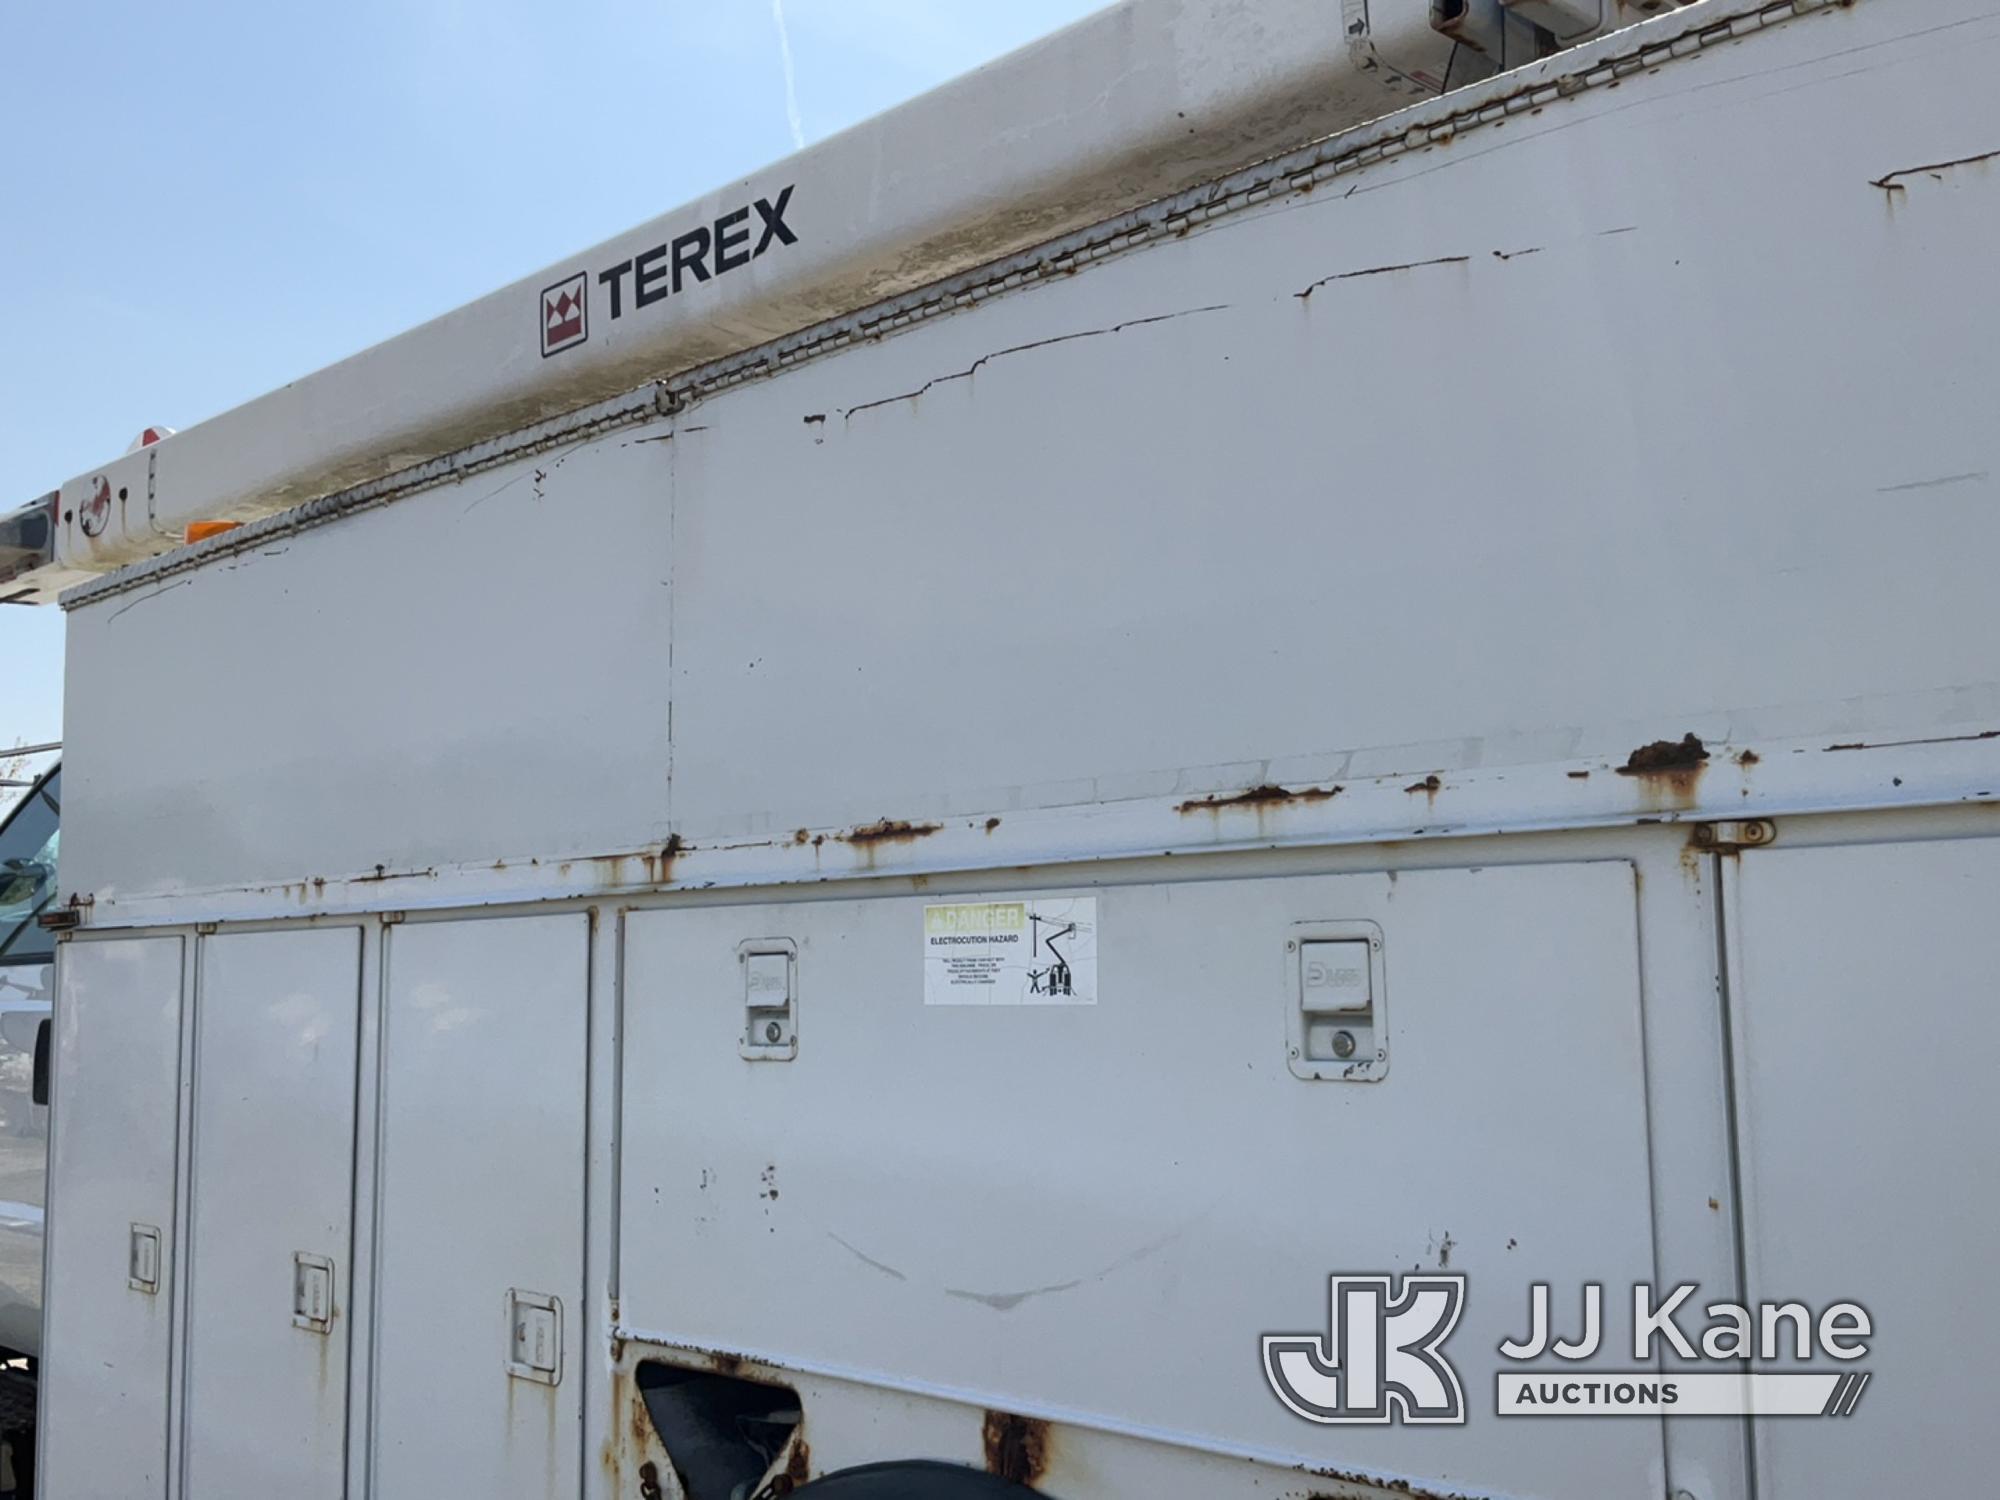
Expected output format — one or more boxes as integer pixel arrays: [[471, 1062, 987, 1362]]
[[0, 859, 50, 909]]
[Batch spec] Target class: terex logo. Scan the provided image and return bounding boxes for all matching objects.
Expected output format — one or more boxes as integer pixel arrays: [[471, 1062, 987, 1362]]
[[597, 186, 798, 324], [540, 273, 589, 358], [537, 186, 799, 357], [1264, 1274, 1467, 1425]]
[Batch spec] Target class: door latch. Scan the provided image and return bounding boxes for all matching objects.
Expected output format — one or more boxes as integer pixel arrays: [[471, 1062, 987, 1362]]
[[506, 1290, 563, 1385], [129, 1223, 162, 1293], [292, 1252, 334, 1333], [740, 939, 798, 1061], [1287, 921, 1388, 1081]]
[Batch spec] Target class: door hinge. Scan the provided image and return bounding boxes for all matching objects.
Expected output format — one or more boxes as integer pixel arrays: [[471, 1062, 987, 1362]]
[[1691, 820, 1776, 853]]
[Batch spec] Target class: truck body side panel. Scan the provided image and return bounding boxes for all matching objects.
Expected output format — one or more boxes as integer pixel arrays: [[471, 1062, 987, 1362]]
[[61, 435, 676, 903], [38, 936, 184, 1498], [1722, 835, 2000, 1498], [32, 2, 2000, 1498], [56, 0, 2000, 920], [620, 861, 1661, 1497]]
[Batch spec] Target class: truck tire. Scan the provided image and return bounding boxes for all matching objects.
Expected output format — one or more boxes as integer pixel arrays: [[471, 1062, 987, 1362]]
[[791, 1460, 1043, 1497]]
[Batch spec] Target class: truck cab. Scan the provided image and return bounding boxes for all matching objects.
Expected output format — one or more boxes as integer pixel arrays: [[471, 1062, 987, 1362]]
[[0, 759, 57, 1363]]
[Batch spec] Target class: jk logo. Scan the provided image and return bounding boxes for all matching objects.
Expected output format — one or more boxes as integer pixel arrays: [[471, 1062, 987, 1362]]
[[1263, 1274, 1468, 1425]]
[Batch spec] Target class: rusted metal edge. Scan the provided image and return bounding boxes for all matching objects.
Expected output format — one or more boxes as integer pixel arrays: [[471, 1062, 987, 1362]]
[[59, 0, 1844, 610], [608, 1328, 1489, 1499], [63, 722, 2000, 929]]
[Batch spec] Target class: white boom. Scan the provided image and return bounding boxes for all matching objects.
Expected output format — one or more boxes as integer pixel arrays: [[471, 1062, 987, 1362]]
[[1, 0, 1664, 600]]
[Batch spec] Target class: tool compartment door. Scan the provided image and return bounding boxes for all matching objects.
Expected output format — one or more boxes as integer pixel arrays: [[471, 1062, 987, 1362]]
[[39, 935, 185, 1498], [1722, 836, 2000, 1498], [373, 913, 590, 1497], [182, 927, 362, 1498], [620, 861, 1662, 1499]]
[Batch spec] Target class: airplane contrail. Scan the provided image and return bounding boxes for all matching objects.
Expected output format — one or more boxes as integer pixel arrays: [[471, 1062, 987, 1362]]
[[772, 0, 806, 150]]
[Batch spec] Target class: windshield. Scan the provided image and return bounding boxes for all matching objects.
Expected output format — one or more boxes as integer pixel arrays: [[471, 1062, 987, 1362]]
[[0, 766, 58, 966]]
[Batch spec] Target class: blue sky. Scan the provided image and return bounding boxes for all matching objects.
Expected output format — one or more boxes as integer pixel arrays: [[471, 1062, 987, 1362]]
[[0, 0, 1104, 753]]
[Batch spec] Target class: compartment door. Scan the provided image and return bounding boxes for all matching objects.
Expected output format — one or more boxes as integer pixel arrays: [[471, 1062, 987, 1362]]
[[1723, 837, 2000, 1498], [39, 935, 185, 1499], [620, 862, 1662, 1500], [373, 913, 589, 1497], [182, 927, 362, 1497]]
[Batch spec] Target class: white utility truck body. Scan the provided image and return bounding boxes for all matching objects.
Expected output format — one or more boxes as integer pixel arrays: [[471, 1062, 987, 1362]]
[[14, 0, 2000, 1496]]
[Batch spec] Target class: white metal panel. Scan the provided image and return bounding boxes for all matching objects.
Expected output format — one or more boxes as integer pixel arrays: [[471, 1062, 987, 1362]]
[[662, 0, 2000, 847], [183, 927, 361, 1499], [1724, 836, 2000, 1499], [60, 432, 674, 902], [38, 934, 184, 1499], [621, 861, 1660, 1498], [374, 913, 589, 1498], [56, 0, 2000, 925]]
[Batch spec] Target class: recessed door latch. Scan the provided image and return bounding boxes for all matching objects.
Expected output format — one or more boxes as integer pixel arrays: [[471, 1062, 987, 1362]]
[[128, 1223, 162, 1293], [1287, 921, 1388, 1082], [740, 939, 798, 1061], [292, 1252, 334, 1333], [506, 1290, 562, 1385]]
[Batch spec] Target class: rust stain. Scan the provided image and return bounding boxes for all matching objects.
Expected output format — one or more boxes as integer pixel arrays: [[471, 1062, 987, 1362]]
[[794, 828, 811, 844], [1734, 749, 1761, 767], [1405, 774, 1442, 800], [985, 816, 1002, 833], [637, 1459, 665, 1500], [1618, 734, 1709, 775], [780, 1435, 812, 1492], [1298, 1462, 1492, 1500], [843, 817, 943, 845], [353, 863, 439, 884], [605, 1362, 647, 1483], [1566, 770, 1590, 780], [627, 1383, 653, 1450], [708, 1348, 746, 1377], [1176, 783, 1342, 813], [982, 1410, 1051, 1486], [574, 838, 681, 889], [1616, 734, 1709, 811]]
